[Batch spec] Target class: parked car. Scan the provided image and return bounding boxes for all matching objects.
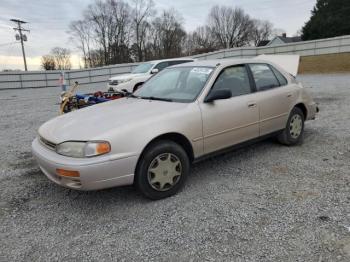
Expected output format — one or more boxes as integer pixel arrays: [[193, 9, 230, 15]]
[[108, 58, 194, 93], [32, 57, 318, 200]]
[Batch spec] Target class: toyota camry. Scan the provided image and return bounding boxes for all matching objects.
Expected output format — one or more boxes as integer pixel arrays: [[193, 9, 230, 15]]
[[32, 56, 318, 199]]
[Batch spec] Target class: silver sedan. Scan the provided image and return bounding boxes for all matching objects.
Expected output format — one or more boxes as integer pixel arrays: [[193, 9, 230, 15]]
[[32, 57, 318, 199]]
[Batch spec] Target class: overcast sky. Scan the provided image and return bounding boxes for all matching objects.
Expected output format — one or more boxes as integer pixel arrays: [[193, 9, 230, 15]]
[[0, 0, 316, 70]]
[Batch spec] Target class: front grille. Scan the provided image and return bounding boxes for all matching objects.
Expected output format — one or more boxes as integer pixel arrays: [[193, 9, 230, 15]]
[[40, 136, 56, 151], [109, 80, 119, 85]]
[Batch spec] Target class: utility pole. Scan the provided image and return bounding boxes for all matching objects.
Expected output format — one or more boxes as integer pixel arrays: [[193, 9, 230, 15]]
[[10, 19, 29, 71]]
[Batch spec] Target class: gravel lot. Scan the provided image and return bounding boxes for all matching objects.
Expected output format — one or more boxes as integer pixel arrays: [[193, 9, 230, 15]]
[[0, 74, 349, 261]]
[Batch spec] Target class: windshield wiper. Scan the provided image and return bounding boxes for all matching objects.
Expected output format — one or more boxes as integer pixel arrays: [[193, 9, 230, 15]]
[[140, 96, 173, 102]]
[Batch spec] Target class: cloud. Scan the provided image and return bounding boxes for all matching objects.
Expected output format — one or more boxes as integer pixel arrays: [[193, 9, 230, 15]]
[[0, 0, 316, 70], [0, 54, 83, 71]]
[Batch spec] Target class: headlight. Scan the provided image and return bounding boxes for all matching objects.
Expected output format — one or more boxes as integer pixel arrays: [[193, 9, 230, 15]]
[[56, 141, 111, 158], [118, 78, 132, 83]]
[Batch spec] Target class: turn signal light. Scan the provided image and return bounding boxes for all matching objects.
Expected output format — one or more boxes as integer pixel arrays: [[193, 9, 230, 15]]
[[56, 168, 80, 178], [96, 142, 111, 155]]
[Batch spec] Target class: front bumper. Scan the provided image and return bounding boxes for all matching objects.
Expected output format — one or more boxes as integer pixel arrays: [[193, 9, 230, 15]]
[[107, 82, 133, 93], [32, 138, 138, 190]]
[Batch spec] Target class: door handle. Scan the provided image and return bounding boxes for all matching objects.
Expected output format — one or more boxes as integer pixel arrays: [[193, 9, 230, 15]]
[[247, 102, 257, 108]]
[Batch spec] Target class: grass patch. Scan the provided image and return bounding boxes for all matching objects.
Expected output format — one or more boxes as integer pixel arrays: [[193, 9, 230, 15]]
[[299, 52, 350, 74]]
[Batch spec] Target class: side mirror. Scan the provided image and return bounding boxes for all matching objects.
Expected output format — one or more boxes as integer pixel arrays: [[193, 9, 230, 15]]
[[204, 89, 232, 103], [150, 68, 159, 74]]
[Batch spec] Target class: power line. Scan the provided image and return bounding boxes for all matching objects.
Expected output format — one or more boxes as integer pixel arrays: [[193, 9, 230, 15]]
[[10, 19, 29, 71]]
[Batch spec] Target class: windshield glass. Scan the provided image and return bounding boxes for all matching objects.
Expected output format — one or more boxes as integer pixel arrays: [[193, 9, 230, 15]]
[[135, 66, 214, 103], [132, 63, 154, 74]]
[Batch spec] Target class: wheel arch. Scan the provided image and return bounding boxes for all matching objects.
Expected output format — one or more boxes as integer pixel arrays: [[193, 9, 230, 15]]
[[137, 132, 195, 167], [294, 103, 307, 119]]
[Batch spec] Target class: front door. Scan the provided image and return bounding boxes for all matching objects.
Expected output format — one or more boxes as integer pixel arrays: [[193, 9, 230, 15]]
[[199, 65, 259, 154]]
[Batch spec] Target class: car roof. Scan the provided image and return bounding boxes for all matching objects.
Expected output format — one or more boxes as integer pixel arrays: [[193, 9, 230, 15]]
[[147, 58, 195, 64], [169, 58, 272, 68]]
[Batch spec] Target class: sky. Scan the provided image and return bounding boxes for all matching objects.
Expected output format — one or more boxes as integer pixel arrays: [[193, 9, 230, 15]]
[[0, 0, 317, 71]]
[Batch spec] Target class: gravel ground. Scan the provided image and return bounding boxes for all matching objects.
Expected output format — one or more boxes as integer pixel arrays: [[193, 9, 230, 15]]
[[0, 74, 349, 262]]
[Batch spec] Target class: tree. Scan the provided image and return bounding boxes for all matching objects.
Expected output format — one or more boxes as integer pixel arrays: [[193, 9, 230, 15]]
[[41, 55, 56, 70], [70, 0, 132, 67], [208, 5, 255, 49], [147, 9, 186, 59], [251, 20, 273, 46], [302, 0, 350, 40], [69, 20, 93, 68], [130, 0, 155, 61], [51, 47, 72, 70], [68, 1, 277, 65], [185, 26, 218, 56]]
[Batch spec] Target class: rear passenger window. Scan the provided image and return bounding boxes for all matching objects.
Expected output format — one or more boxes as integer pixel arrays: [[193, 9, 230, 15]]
[[212, 65, 251, 97], [270, 66, 288, 86], [249, 64, 280, 91]]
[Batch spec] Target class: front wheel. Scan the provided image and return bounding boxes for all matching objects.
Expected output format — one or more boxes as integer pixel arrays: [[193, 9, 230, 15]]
[[278, 107, 305, 145], [135, 140, 190, 200]]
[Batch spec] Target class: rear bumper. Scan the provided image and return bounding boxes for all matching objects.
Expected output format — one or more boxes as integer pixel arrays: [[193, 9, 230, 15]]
[[31, 138, 138, 190], [307, 102, 319, 120]]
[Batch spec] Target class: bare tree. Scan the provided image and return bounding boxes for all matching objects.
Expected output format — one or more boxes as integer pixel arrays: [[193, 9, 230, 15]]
[[68, 1, 277, 65], [69, 20, 93, 68], [130, 0, 155, 61], [149, 9, 186, 59], [51, 47, 71, 70], [82, 0, 132, 65], [208, 5, 254, 49], [251, 19, 273, 46], [41, 55, 56, 70], [185, 26, 218, 55]]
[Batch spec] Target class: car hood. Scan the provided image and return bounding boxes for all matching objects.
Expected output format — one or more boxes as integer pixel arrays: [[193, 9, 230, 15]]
[[109, 73, 144, 80], [38, 98, 187, 143]]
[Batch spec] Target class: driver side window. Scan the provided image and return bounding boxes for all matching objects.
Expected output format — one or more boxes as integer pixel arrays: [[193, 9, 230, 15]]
[[212, 65, 252, 97]]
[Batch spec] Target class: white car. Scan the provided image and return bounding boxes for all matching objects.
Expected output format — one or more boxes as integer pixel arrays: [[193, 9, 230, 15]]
[[108, 58, 194, 93]]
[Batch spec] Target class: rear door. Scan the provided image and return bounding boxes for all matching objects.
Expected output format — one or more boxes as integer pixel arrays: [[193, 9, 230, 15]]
[[248, 63, 295, 136], [200, 65, 259, 154]]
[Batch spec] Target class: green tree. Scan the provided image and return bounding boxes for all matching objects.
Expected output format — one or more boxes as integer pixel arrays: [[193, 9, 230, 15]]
[[302, 0, 350, 40]]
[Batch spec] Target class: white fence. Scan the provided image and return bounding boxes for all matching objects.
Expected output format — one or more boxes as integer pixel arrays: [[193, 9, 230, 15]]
[[0, 63, 138, 90], [193, 35, 350, 60], [1, 35, 350, 90]]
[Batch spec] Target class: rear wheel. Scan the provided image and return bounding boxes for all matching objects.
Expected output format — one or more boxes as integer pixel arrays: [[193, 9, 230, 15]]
[[135, 140, 189, 200], [278, 107, 305, 145]]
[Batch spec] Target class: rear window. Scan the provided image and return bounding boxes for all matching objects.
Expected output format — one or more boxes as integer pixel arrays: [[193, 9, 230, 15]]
[[249, 64, 280, 91], [270, 66, 288, 86]]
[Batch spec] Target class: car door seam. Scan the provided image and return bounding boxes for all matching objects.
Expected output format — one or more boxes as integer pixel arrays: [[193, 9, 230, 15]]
[[259, 112, 289, 123], [203, 121, 260, 139]]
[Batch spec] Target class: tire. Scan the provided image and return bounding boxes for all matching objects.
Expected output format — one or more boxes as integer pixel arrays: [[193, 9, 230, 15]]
[[278, 107, 305, 146], [133, 83, 143, 93], [135, 140, 190, 200]]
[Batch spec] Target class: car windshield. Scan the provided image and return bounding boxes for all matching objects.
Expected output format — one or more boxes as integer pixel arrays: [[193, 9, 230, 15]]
[[134, 66, 214, 103], [132, 63, 154, 74]]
